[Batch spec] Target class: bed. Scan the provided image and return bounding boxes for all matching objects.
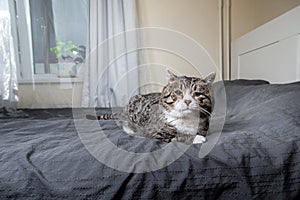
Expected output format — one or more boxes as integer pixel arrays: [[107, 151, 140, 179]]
[[1, 79, 300, 199], [231, 5, 300, 83], [1, 5, 300, 200]]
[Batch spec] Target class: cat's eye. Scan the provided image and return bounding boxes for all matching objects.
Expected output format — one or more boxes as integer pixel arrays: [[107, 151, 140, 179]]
[[165, 97, 174, 104], [174, 90, 182, 96], [163, 92, 171, 98], [194, 92, 206, 99], [194, 92, 202, 97]]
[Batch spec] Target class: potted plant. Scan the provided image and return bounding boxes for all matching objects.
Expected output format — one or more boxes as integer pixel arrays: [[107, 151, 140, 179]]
[[50, 41, 86, 77]]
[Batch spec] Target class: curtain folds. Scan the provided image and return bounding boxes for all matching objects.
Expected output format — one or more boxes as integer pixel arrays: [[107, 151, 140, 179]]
[[0, 1, 18, 109], [82, 0, 140, 107]]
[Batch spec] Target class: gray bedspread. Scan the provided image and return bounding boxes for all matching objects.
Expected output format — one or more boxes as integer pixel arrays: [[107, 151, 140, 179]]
[[1, 80, 300, 199]]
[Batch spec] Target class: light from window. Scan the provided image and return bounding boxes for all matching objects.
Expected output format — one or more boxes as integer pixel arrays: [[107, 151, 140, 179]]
[[28, 0, 89, 76]]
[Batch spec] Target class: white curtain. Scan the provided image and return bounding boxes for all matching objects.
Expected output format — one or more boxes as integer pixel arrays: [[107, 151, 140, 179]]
[[0, 0, 18, 109], [52, 0, 89, 46], [82, 0, 140, 107]]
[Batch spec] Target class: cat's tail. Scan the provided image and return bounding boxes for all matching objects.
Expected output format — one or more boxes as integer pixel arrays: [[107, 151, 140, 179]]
[[86, 113, 119, 120]]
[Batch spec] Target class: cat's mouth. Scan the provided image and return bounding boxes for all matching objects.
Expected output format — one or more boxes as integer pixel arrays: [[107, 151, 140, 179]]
[[180, 108, 194, 113]]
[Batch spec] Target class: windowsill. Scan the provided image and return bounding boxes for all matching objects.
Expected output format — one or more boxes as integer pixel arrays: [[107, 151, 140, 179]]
[[18, 74, 83, 84]]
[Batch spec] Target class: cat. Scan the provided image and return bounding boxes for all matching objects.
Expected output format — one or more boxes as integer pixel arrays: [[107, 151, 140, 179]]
[[86, 71, 216, 144]]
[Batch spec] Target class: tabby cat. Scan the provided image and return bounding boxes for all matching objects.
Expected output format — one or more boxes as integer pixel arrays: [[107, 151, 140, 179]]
[[86, 71, 216, 144]]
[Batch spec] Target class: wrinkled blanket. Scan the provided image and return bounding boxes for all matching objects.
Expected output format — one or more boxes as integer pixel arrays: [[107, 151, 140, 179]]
[[1, 80, 300, 199]]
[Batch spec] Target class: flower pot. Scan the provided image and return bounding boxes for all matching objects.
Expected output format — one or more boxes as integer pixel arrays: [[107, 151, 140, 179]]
[[58, 62, 77, 77]]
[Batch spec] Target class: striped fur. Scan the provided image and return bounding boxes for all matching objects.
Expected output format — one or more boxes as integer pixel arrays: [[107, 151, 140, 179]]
[[86, 71, 215, 144], [86, 114, 117, 120]]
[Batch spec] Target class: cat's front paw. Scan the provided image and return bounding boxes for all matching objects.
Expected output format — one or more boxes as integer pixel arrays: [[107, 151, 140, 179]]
[[193, 135, 206, 144]]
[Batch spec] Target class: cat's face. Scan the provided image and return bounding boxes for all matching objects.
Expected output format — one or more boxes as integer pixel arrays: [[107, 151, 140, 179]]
[[160, 71, 215, 118]]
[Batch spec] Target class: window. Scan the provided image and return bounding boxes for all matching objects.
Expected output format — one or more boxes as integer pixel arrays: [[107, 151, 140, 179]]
[[29, 0, 56, 74], [12, 0, 89, 82]]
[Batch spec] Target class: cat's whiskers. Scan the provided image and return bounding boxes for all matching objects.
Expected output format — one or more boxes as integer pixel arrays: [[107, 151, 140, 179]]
[[200, 107, 212, 117]]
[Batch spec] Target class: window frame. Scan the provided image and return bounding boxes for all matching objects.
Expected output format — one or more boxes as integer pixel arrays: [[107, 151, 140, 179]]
[[11, 0, 84, 83]]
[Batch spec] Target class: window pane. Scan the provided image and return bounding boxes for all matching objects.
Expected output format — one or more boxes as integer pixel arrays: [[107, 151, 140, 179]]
[[30, 0, 89, 76], [29, 0, 56, 74]]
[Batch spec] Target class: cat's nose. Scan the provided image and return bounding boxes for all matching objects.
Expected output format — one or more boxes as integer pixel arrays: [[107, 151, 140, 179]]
[[184, 99, 192, 106]]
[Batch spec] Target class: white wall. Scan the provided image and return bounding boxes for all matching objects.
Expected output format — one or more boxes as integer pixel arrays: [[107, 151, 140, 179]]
[[137, 0, 221, 90], [18, 82, 82, 108], [231, 0, 300, 40], [138, 0, 300, 83]]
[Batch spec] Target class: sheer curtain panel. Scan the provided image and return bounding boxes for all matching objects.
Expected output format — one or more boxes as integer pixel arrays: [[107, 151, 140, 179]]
[[81, 0, 140, 107], [0, 0, 18, 109]]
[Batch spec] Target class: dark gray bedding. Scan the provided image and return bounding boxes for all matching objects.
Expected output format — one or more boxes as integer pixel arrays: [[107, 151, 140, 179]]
[[1, 80, 300, 199]]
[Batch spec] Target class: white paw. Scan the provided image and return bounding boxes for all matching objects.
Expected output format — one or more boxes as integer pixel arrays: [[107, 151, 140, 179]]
[[122, 125, 135, 135], [193, 135, 206, 144]]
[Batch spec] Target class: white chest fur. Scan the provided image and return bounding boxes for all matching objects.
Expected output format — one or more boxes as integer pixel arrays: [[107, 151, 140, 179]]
[[163, 89, 201, 135], [164, 113, 199, 135]]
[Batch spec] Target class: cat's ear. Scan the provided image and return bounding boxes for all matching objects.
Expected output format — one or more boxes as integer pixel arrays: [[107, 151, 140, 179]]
[[166, 70, 178, 82], [204, 72, 216, 84]]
